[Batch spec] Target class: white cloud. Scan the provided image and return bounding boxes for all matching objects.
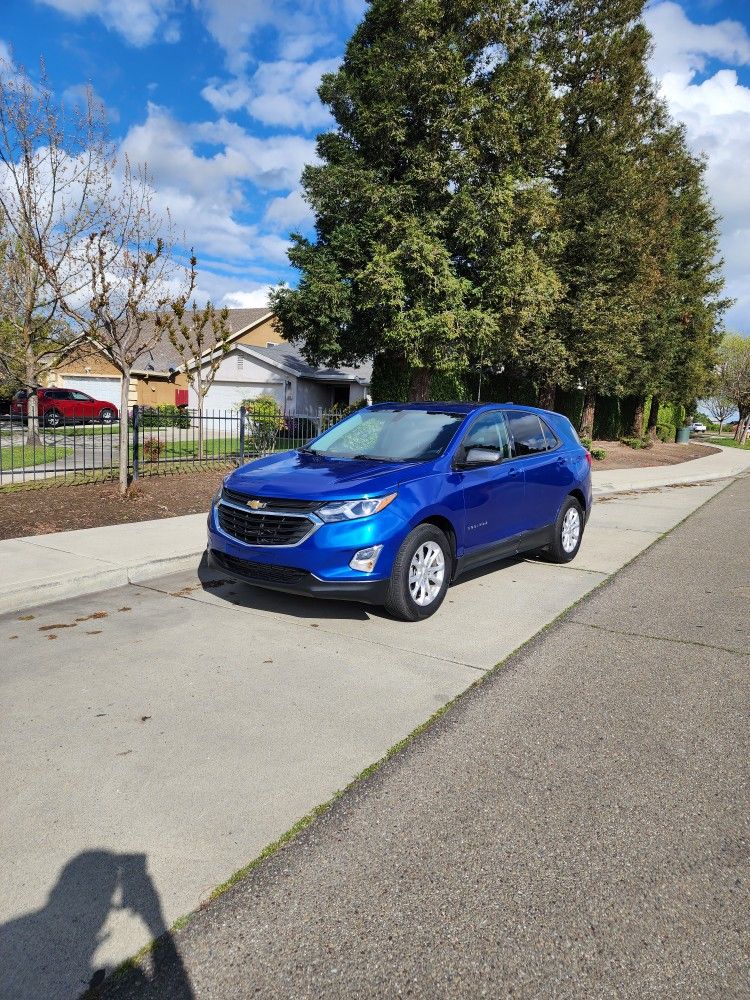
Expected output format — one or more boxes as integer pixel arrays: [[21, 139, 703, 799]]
[[220, 286, 272, 308], [264, 189, 312, 229], [644, 2, 750, 77], [118, 103, 314, 261], [193, 0, 351, 73], [202, 57, 338, 129], [35, 0, 177, 47], [645, 2, 750, 331]]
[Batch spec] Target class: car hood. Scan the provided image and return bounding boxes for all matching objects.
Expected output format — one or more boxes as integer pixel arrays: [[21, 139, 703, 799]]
[[225, 450, 424, 501]]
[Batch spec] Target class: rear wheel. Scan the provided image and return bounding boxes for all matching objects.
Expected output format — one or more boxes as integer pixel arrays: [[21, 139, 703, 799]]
[[384, 524, 452, 622], [99, 408, 115, 424], [44, 409, 62, 428], [543, 496, 584, 564]]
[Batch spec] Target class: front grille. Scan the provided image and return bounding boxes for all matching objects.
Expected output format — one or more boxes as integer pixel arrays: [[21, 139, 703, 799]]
[[212, 551, 311, 585], [218, 503, 314, 546], [222, 487, 320, 513]]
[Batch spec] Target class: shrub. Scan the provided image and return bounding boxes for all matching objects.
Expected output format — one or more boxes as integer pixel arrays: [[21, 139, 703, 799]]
[[241, 393, 285, 454], [140, 404, 191, 429], [142, 436, 164, 462], [620, 436, 652, 450], [590, 447, 607, 460], [580, 435, 593, 450], [656, 423, 676, 443], [281, 415, 319, 441]]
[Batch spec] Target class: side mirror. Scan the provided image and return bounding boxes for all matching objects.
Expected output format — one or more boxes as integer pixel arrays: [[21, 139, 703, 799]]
[[462, 446, 503, 467]]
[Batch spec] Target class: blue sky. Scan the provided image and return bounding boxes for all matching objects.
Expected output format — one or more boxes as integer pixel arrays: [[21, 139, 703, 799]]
[[2, 0, 750, 330]]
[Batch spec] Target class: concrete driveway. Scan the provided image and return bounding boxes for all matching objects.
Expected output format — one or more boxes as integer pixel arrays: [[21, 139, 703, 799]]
[[0, 480, 733, 998]]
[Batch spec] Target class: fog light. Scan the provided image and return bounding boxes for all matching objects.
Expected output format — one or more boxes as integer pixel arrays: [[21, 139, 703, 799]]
[[349, 545, 383, 573]]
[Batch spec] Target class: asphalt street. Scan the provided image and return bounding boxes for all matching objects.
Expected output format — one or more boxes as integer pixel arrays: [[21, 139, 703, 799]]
[[100, 475, 750, 999]]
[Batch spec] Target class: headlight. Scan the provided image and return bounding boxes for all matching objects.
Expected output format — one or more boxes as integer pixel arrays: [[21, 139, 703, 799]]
[[317, 492, 397, 523]]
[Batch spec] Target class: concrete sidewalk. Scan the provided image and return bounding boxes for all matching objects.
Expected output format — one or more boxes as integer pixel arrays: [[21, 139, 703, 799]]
[[100, 477, 750, 1000], [1, 443, 748, 616]]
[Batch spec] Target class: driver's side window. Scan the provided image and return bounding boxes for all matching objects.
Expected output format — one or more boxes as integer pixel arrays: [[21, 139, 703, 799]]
[[461, 411, 510, 459]]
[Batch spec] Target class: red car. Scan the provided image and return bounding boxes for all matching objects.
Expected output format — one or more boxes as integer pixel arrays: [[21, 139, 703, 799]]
[[11, 388, 119, 427]]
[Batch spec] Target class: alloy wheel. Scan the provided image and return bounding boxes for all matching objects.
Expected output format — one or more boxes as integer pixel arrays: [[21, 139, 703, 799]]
[[561, 507, 581, 554], [408, 541, 445, 607]]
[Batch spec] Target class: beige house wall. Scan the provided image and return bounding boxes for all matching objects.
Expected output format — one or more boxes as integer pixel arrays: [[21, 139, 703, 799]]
[[237, 316, 283, 348]]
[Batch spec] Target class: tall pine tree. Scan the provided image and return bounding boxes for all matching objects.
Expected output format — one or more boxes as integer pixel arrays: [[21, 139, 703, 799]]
[[543, 0, 668, 433], [271, 0, 564, 401]]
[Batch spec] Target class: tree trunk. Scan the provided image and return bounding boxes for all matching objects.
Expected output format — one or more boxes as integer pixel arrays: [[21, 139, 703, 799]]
[[740, 413, 750, 446], [25, 353, 42, 447], [580, 387, 596, 439], [197, 385, 204, 461], [537, 383, 557, 411], [409, 367, 432, 402], [629, 395, 647, 438], [119, 372, 131, 495], [646, 395, 660, 438], [734, 410, 746, 440]]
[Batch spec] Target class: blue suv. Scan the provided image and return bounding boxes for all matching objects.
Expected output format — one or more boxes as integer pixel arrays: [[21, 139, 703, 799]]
[[208, 402, 593, 621]]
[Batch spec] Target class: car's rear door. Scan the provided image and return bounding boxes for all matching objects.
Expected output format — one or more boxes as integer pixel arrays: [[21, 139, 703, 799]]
[[506, 410, 570, 529], [67, 390, 96, 420], [455, 409, 525, 552]]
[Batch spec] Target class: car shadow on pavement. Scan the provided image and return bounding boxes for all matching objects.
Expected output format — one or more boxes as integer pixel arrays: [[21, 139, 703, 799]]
[[196, 551, 529, 622], [196, 557, 380, 621], [0, 850, 194, 1000]]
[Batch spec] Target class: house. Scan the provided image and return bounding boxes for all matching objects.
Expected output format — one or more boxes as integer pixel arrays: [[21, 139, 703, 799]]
[[49, 310, 372, 414]]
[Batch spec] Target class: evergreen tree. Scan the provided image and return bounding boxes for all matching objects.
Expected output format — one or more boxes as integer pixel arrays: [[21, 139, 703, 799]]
[[542, 0, 668, 433], [271, 0, 563, 401]]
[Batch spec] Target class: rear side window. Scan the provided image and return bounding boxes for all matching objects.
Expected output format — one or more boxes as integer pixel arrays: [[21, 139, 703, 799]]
[[507, 411, 549, 456]]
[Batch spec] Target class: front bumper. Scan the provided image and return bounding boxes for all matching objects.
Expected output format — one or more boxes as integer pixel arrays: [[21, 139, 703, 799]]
[[207, 498, 405, 605], [208, 548, 390, 604]]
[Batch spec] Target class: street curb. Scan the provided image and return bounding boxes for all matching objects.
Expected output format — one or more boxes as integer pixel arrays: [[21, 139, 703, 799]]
[[3, 549, 206, 617], [592, 471, 739, 498]]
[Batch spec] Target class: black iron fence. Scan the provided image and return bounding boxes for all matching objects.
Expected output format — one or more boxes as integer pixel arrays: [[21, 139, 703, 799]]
[[0, 406, 345, 488]]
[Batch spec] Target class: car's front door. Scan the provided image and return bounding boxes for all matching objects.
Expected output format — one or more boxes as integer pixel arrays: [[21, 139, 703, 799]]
[[455, 409, 525, 553]]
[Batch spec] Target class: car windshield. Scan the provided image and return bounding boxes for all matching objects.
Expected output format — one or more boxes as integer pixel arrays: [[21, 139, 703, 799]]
[[305, 408, 466, 462]]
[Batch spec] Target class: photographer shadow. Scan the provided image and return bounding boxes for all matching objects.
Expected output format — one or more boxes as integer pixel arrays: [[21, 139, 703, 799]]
[[0, 850, 193, 999]]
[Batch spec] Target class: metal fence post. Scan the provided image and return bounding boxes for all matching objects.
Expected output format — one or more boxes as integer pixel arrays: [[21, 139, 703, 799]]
[[239, 406, 246, 464], [132, 404, 140, 481]]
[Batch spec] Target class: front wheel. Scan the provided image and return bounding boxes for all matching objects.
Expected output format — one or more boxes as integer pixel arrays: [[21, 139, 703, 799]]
[[44, 409, 62, 428], [543, 496, 585, 564], [384, 524, 452, 622], [99, 408, 115, 424]]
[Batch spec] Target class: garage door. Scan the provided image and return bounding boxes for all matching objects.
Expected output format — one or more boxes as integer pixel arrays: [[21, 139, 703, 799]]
[[61, 376, 122, 409], [199, 382, 284, 412]]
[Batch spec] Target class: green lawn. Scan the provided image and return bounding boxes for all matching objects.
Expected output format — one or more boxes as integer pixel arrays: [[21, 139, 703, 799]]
[[51, 424, 120, 437], [705, 434, 750, 450], [0, 445, 73, 470]]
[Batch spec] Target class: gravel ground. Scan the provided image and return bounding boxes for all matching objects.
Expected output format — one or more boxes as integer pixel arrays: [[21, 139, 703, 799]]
[[100, 475, 750, 1000]]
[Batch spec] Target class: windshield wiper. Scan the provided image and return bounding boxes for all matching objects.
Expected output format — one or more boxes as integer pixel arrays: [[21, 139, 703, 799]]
[[298, 445, 320, 455]]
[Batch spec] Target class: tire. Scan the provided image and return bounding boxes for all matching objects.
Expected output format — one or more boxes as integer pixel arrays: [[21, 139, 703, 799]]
[[44, 409, 62, 428], [384, 524, 452, 622], [99, 408, 115, 424], [543, 496, 585, 564]]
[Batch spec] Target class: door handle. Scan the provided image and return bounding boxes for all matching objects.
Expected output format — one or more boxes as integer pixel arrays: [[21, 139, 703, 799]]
[[507, 466, 518, 476]]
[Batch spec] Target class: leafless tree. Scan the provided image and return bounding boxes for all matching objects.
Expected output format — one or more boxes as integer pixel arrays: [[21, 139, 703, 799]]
[[158, 268, 231, 459], [703, 395, 734, 437], [42, 158, 195, 493], [0, 55, 111, 445]]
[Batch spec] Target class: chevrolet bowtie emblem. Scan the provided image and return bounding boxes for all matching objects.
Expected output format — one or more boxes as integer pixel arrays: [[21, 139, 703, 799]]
[[247, 499, 267, 510]]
